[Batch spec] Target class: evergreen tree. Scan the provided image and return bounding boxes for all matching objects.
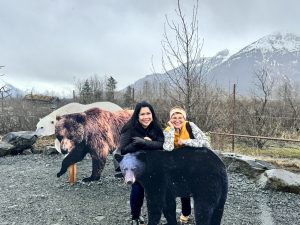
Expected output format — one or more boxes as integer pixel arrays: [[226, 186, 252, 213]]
[[123, 86, 134, 107], [89, 74, 104, 101], [80, 79, 92, 103], [106, 76, 117, 102]]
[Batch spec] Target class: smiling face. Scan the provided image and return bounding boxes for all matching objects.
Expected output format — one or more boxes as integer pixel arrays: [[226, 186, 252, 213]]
[[170, 112, 185, 129], [138, 107, 153, 128]]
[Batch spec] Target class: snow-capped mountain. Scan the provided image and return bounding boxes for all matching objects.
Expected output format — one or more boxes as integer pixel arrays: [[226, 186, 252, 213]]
[[0, 80, 24, 97], [123, 48, 231, 94], [126, 32, 300, 95], [239, 32, 300, 55], [212, 32, 300, 93]]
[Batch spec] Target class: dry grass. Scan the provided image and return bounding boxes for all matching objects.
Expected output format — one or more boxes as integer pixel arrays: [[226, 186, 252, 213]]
[[213, 142, 300, 173], [33, 135, 56, 149], [255, 157, 300, 173], [233, 146, 300, 159]]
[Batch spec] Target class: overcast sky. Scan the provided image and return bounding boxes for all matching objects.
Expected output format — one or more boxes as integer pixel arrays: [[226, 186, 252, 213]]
[[0, 0, 299, 96]]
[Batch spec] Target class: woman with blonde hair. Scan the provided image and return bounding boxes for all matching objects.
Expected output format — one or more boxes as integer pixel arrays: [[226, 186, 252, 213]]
[[163, 106, 210, 223]]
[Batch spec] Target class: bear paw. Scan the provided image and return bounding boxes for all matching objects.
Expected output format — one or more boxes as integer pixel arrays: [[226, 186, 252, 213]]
[[82, 176, 100, 182], [57, 172, 63, 178]]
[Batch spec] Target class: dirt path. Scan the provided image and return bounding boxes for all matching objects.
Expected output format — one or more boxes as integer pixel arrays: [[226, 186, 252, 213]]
[[0, 154, 299, 225]]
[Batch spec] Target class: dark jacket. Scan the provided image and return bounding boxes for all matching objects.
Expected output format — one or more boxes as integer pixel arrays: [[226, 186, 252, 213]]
[[119, 122, 164, 155]]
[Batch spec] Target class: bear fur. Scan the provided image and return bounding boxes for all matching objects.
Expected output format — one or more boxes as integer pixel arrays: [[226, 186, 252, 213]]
[[55, 107, 133, 182], [35, 102, 122, 137], [116, 147, 228, 225]]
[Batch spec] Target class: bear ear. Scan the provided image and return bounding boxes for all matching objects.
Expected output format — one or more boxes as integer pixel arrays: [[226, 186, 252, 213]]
[[56, 115, 62, 121], [75, 113, 86, 124], [114, 154, 124, 163]]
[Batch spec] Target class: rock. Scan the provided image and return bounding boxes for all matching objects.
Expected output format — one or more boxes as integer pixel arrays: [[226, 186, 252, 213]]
[[2, 131, 38, 154], [258, 169, 300, 194], [0, 142, 15, 157], [218, 152, 276, 178], [95, 216, 105, 221], [32, 135, 56, 154], [31, 147, 44, 154], [44, 146, 59, 155], [22, 149, 33, 155]]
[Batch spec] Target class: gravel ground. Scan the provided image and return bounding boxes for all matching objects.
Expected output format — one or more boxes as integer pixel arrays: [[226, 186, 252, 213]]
[[0, 153, 299, 225]]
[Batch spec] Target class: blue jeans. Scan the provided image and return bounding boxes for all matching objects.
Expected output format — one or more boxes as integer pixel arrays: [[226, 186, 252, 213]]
[[130, 182, 144, 220]]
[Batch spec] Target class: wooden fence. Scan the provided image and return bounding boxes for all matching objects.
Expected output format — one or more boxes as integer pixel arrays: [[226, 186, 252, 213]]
[[210, 131, 300, 151]]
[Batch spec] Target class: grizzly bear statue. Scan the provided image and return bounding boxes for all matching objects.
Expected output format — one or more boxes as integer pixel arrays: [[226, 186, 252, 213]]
[[55, 107, 132, 182], [116, 147, 228, 225]]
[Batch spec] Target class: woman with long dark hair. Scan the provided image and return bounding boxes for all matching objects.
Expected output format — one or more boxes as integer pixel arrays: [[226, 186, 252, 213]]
[[118, 101, 164, 225]]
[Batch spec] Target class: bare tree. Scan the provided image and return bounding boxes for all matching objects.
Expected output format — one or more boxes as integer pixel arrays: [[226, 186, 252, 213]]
[[276, 79, 300, 132], [74, 75, 105, 103], [0, 67, 12, 112], [122, 86, 135, 108], [161, 0, 206, 119], [239, 67, 279, 148], [193, 85, 228, 131], [89, 74, 105, 101]]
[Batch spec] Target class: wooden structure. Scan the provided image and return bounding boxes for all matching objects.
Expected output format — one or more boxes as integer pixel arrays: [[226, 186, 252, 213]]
[[69, 164, 77, 184]]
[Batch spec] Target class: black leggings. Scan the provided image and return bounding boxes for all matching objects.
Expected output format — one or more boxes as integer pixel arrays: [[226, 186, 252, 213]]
[[181, 197, 191, 216], [130, 182, 144, 220]]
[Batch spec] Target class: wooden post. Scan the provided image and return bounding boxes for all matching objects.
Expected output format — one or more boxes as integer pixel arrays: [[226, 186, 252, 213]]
[[69, 164, 77, 184], [232, 84, 236, 152]]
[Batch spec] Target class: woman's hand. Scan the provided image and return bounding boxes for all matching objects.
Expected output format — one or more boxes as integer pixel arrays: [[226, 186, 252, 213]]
[[132, 137, 146, 146], [178, 138, 187, 145], [144, 136, 152, 141], [167, 120, 174, 128]]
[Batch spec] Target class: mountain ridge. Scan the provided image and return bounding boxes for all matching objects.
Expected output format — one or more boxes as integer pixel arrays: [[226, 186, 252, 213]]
[[0, 79, 24, 97], [127, 32, 300, 95]]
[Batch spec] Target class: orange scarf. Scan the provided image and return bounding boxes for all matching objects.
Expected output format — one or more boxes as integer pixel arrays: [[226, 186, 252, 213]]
[[174, 121, 191, 148]]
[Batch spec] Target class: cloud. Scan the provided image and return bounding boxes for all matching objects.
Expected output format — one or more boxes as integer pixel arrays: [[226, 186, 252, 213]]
[[0, 0, 299, 95]]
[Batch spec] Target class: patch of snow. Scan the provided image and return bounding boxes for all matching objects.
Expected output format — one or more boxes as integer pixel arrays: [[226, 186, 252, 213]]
[[240, 32, 300, 55]]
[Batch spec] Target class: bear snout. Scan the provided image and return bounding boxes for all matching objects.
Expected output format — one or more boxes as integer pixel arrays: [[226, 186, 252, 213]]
[[60, 144, 71, 155], [125, 177, 135, 185], [60, 139, 74, 154], [124, 171, 136, 184], [61, 149, 69, 155]]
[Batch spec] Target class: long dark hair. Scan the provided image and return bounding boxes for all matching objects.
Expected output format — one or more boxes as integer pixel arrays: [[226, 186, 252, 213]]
[[122, 101, 162, 131]]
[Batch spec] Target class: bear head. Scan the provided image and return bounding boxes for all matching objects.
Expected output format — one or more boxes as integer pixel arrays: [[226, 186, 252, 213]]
[[55, 113, 86, 155], [35, 115, 56, 137], [115, 153, 145, 184]]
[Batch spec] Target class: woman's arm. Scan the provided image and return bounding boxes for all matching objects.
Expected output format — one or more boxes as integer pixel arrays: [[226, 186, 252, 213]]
[[163, 127, 175, 151], [119, 129, 137, 154], [138, 129, 164, 150], [184, 122, 210, 148]]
